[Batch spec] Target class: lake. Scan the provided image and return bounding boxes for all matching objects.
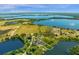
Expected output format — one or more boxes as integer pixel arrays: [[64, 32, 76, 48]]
[[0, 13, 79, 55], [0, 14, 53, 19], [0, 39, 23, 54], [45, 41, 79, 55], [34, 19, 79, 30], [0, 14, 74, 19]]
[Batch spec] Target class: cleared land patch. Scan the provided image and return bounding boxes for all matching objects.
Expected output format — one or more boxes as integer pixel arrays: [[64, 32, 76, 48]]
[[15, 25, 51, 35]]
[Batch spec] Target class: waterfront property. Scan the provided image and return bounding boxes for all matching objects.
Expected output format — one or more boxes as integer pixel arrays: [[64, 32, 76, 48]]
[[0, 12, 79, 55]]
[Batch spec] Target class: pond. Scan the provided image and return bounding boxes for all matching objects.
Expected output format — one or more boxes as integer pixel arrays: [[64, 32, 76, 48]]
[[0, 39, 23, 54], [34, 19, 79, 30], [45, 41, 79, 55], [0, 29, 12, 35]]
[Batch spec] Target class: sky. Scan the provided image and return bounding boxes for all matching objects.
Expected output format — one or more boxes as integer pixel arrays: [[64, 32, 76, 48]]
[[0, 4, 79, 13]]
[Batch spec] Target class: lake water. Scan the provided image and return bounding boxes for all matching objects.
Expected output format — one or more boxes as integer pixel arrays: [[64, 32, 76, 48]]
[[0, 39, 23, 54], [45, 41, 79, 55], [0, 14, 74, 19], [34, 19, 79, 30], [1, 14, 78, 30], [0, 13, 79, 55], [0, 15, 53, 19]]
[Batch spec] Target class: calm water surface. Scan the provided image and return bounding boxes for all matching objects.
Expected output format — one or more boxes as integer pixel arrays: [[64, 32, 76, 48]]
[[45, 41, 79, 55], [0, 39, 23, 54], [0, 14, 73, 19], [34, 19, 79, 30]]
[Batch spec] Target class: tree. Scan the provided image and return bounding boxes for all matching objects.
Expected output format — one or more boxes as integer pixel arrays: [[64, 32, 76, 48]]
[[69, 45, 79, 55]]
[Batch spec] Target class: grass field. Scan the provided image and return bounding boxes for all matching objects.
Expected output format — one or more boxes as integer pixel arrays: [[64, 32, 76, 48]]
[[15, 25, 51, 35], [0, 18, 79, 55]]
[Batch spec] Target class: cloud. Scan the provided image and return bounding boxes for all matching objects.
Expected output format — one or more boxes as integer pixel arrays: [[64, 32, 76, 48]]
[[0, 4, 48, 12], [24, 4, 47, 8], [56, 4, 70, 9], [0, 4, 32, 13], [0, 4, 78, 13], [8, 10, 32, 13], [0, 4, 16, 9]]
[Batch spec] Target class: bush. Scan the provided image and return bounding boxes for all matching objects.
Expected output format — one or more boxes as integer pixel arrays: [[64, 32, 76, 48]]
[[69, 45, 79, 55]]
